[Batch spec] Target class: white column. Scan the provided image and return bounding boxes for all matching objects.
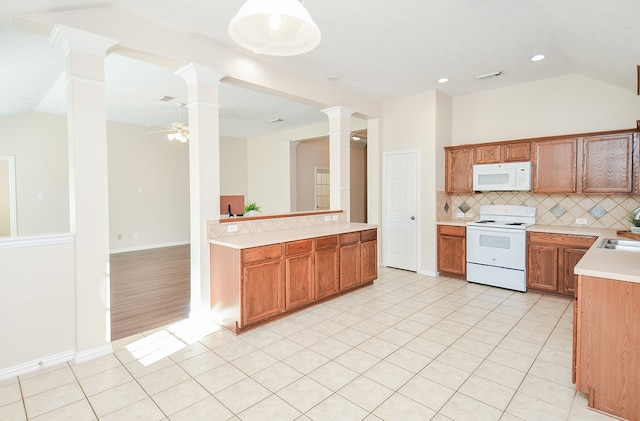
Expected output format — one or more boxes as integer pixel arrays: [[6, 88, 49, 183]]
[[176, 63, 226, 317], [49, 25, 118, 357], [322, 106, 355, 219]]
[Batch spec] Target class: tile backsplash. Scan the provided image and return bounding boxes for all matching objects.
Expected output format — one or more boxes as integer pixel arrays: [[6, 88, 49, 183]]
[[208, 211, 346, 238], [438, 191, 640, 230]]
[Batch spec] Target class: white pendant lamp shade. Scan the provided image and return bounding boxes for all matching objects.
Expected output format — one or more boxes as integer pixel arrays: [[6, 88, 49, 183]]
[[228, 0, 321, 56]]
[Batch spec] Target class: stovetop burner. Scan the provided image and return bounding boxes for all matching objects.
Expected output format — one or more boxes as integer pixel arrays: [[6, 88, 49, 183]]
[[466, 205, 537, 230]]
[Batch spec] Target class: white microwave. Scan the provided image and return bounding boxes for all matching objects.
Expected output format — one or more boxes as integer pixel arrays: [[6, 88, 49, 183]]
[[472, 162, 531, 191]]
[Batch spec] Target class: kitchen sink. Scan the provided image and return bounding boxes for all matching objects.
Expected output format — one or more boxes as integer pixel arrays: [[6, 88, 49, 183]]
[[599, 238, 640, 252]]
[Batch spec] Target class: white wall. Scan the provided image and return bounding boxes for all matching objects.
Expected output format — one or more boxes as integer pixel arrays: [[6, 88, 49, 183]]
[[0, 112, 69, 236], [107, 121, 190, 252], [453, 74, 640, 145], [381, 91, 444, 275], [220, 136, 248, 197], [0, 236, 75, 377]]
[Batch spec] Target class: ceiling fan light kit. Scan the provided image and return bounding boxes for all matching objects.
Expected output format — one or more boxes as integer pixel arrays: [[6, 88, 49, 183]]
[[228, 0, 321, 56]]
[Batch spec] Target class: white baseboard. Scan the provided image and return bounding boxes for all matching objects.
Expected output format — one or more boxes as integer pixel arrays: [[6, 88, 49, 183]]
[[418, 269, 438, 277], [74, 343, 113, 364], [0, 349, 75, 382]]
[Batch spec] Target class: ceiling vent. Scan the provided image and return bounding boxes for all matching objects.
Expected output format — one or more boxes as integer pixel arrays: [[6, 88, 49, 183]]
[[474, 71, 502, 80]]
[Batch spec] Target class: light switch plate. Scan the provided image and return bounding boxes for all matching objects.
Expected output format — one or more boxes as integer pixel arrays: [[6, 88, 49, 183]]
[[324, 215, 331, 222], [332, 215, 339, 221], [227, 224, 238, 232], [575, 218, 587, 225]]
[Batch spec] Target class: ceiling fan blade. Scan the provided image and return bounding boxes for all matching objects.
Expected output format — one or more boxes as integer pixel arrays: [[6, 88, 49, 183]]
[[148, 129, 175, 134]]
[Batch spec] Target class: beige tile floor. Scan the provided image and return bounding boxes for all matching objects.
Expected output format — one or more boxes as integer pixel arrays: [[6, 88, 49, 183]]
[[0, 267, 616, 420]]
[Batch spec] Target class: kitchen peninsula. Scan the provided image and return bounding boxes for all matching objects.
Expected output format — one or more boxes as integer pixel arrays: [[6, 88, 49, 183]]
[[208, 211, 378, 333]]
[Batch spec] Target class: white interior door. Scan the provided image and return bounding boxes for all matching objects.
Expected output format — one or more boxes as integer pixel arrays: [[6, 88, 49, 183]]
[[384, 152, 417, 271]]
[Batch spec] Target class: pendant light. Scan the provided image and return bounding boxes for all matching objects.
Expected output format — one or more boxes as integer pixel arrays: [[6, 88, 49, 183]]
[[228, 0, 321, 56]]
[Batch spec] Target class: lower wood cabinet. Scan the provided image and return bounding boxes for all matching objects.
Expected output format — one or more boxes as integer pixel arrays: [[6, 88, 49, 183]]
[[314, 235, 340, 299], [361, 229, 378, 283], [437, 225, 466, 278], [527, 232, 596, 296], [574, 275, 640, 420], [340, 232, 361, 290], [241, 244, 284, 327], [210, 228, 378, 332], [284, 239, 314, 311]]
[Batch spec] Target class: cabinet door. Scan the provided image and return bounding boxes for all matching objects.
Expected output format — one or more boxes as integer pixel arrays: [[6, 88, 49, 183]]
[[361, 238, 378, 283], [562, 247, 588, 296], [437, 235, 466, 277], [582, 133, 633, 193], [445, 147, 474, 193], [527, 244, 558, 291], [315, 247, 339, 299], [340, 243, 361, 290], [241, 259, 283, 327], [532, 138, 577, 193], [285, 253, 314, 310], [474, 145, 500, 164], [502, 142, 531, 162]]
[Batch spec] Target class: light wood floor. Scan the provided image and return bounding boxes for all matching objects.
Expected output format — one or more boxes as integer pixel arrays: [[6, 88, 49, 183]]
[[110, 244, 190, 341]]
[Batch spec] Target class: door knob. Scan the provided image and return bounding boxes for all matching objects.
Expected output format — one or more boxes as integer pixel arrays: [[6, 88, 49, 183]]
[[410, 216, 415, 220]]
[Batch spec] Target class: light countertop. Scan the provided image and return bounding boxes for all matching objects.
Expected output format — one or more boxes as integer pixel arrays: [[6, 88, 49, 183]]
[[438, 220, 639, 284], [209, 223, 377, 249], [528, 225, 639, 284]]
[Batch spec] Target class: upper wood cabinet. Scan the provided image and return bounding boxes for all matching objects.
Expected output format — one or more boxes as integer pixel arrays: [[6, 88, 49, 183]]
[[582, 133, 634, 193], [474, 145, 500, 164], [474, 142, 531, 164], [445, 146, 474, 193], [501, 142, 531, 162], [532, 138, 578, 193]]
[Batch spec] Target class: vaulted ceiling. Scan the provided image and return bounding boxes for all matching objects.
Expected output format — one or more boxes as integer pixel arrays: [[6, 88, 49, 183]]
[[1, 0, 639, 138]]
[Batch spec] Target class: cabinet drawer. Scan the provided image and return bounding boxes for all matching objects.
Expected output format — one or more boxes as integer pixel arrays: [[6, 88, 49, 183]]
[[340, 232, 360, 245], [438, 225, 465, 237], [285, 239, 313, 255], [528, 232, 596, 248], [360, 229, 377, 242], [315, 235, 338, 250], [242, 244, 282, 264]]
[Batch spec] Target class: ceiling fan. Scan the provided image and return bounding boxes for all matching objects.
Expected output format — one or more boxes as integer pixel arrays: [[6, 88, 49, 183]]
[[149, 102, 189, 143]]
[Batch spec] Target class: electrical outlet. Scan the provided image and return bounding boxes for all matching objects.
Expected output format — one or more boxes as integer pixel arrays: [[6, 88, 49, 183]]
[[456, 212, 464, 218], [575, 218, 587, 225], [227, 224, 238, 233], [332, 215, 339, 221], [133, 232, 139, 239], [324, 215, 331, 222]]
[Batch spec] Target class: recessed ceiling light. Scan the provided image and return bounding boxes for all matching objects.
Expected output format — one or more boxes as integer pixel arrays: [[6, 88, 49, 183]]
[[269, 118, 284, 123], [327, 75, 341, 82], [530, 54, 545, 62], [438, 77, 449, 84]]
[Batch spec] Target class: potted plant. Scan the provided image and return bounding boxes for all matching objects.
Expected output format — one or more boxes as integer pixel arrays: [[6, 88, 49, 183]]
[[628, 209, 640, 233], [244, 201, 261, 216]]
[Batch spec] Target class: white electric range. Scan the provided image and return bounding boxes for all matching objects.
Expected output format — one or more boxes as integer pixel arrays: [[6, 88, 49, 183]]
[[466, 205, 536, 292]]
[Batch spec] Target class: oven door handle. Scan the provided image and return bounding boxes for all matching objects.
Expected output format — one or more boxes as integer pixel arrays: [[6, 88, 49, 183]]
[[467, 226, 525, 235]]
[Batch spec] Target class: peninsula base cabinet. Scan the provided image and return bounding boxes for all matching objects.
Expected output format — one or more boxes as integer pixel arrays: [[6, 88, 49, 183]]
[[210, 228, 378, 333], [526, 232, 596, 296], [574, 275, 640, 421]]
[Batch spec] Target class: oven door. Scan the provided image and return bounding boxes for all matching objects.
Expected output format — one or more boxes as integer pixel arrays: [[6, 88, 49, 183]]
[[466, 225, 526, 270]]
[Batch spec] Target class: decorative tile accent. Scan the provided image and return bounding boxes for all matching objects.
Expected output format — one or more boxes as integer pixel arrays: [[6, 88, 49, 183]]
[[549, 204, 566, 218], [446, 192, 640, 229], [588, 205, 607, 220], [458, 202, 471, 214], [444, 203, 449, 213]]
